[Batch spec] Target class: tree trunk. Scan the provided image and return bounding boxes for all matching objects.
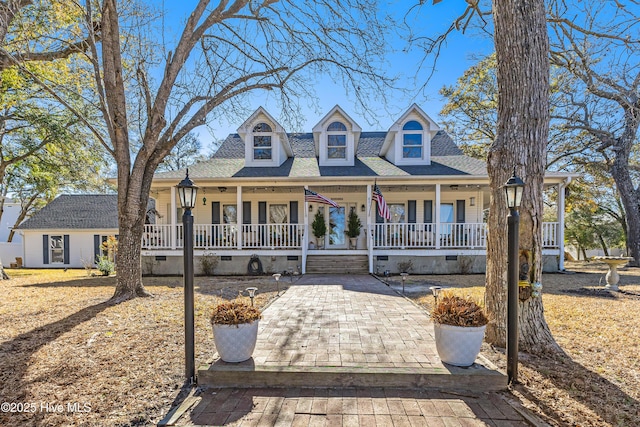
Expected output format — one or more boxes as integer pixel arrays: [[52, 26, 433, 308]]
[[486, 0, 558, 352]]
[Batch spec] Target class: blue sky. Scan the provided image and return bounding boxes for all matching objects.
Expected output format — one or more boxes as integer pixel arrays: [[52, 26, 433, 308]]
[[155, 1, 493, 147]]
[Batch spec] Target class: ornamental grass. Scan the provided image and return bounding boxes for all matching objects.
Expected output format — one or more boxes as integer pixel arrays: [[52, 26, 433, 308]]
[[431, 292, 489, 327], [210, 299, 261, 325]]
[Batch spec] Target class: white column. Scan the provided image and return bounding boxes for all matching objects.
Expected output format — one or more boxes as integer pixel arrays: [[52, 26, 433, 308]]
[[302, 185, 309, 274], [237, 186, 243, 250], [435, 183, 441, 249], [171, 186, 177, 249], [367, 184, 373, 273], [558, 179, 568, 271]]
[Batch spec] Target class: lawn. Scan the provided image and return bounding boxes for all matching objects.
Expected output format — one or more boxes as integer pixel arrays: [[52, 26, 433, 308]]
[[0, 262, 638, 426]]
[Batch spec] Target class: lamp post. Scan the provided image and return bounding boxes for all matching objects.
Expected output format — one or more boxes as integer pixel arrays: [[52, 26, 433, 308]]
[[505, 169, 524, 386], [177, 169, 198, 384], [400, 272, 408, 294], [272, 273, 281, 296]]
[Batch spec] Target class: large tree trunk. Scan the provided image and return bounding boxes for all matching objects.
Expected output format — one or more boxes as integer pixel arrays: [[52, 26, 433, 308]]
[[486, 0, 558, 352]]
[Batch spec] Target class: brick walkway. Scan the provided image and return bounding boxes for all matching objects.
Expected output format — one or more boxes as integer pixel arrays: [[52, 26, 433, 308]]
[[169, 275, 537, 426]]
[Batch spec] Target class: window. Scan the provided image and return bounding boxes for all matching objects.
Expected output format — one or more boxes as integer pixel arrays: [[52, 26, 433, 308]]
[[269, 204, 288, 224], [402, 120, 423, 159], [388, 204, 405, 223], [327, 121, 347, 159], [50, 235, 64, 263], [223, 205, 237, 224], [253, 122, 272, 160]]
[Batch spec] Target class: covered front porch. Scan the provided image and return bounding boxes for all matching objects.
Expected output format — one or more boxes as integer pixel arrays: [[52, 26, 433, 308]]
[[142, 180, 567, 275]]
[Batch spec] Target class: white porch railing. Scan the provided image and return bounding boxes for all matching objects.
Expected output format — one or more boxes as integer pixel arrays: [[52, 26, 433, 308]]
[[372, 223, 487, 249], [242, 224, 302, 249], [542, 222, 559, 248], [141, 222, 559, 250]]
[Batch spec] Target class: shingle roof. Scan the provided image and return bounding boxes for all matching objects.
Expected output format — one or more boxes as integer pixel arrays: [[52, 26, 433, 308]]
[[153, 130, 481, 180], [17, 195, 119, 230]]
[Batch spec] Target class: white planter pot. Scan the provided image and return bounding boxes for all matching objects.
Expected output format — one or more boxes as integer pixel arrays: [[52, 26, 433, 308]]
[[433, 323, 486, 367], [212, 320, 259, 363]]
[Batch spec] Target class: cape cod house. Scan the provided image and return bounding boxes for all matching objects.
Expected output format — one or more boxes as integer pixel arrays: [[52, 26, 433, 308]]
[[142, 104, 573, 276]]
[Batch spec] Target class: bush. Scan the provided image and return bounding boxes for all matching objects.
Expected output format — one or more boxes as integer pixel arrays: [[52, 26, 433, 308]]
[[311, 210, 327, 238], [431, 293, 488, 327], [210, 299, 261, 325], [346, 209, 362, 238], [199, 252, 219, 276], [96, 256, 115, 276]]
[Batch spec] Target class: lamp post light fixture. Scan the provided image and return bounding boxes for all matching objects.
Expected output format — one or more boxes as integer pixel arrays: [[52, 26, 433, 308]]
[[400, 272, 409, 294], [505, 169, 524, 386], [429, 286, 443, 304], [177, 169, 198, 384], [272, 273, 281, 296], [246, 287, 258, 307]]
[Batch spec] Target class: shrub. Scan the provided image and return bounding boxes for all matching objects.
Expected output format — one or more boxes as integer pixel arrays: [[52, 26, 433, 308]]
[[431, 293, 488, 327], [210, 299, 261, 325], [96, 256, 115, 276], [199, 252, 219, 276], [311, 210, 327, 238], [346, 209, 362, 238]]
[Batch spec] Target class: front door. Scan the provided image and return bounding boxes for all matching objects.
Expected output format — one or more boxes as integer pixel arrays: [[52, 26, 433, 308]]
[[328, 205, 346, 248]]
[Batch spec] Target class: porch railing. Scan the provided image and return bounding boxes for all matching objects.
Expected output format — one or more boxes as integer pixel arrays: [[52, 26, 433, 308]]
[[142, 222, 560, 250], [372, 223, 487, 249]]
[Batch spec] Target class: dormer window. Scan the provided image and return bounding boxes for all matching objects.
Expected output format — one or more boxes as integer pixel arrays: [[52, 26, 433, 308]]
[[253, 122, 273, 160], [402, 120, 423, 159], [327, 121, 347, 159]]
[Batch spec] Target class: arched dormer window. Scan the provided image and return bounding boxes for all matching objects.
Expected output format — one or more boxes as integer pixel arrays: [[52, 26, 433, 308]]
[[402, 120, 423, 159], [327, 121, 347, 159], [253, 122, 273, 160]]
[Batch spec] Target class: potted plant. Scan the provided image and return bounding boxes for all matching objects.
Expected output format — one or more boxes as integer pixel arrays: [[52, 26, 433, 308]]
[[345, 208, 362, 249], [311, 209, 327, 249], [431, 293, 489, 367], [210, 298, 261, 363]]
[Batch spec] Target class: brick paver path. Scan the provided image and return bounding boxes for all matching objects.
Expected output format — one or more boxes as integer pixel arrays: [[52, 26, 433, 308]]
[[252, 275, 439, 369]]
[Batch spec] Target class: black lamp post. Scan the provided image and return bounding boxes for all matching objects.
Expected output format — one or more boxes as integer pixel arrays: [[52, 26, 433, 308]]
[[177, 169, 198, 384], [505, 169, 524, 385]]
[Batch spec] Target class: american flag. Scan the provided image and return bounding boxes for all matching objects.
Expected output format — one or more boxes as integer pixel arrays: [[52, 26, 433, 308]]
[[373, 184, 390, 220], [304, 189, 339, 208]]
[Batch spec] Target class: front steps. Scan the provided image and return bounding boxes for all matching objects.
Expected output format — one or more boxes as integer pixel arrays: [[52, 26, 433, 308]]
[[305, 255, 369, 274]]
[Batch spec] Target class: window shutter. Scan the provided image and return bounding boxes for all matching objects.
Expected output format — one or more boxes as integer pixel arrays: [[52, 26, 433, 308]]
[[211, 202, 220, 225], [456, 200, 466, 223], [423, 200, 433, 223], [258, 202, 267, 224], [289, 201, 298, 224], [408, 200, 416, 224], [242, 201, 251, 224], [43, 235, 49, 265], [94, 235, 101, 263], [63, 235, 70, 264]]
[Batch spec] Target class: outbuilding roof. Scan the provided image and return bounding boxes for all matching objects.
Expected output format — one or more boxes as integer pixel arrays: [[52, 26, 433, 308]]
[[17, 194, 119, 230]]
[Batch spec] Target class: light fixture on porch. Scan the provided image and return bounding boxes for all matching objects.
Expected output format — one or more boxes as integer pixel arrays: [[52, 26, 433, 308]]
[[309, 204, 313, 212], [504, 168, 524, 386], [450, 185, 458, 190], [176, 169, 198, 384], [470, 197, 476, 207], [361, 204, 365, 212], [218, 186, 227, 193]]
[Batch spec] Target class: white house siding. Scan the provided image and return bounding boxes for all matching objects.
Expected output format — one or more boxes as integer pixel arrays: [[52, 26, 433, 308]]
[[22, 229, 118, 268], [1, 202, 22, 243]]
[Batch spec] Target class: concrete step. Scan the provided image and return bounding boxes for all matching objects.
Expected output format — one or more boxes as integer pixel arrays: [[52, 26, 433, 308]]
[[197, 358, 506, 392], [306, 255, 369, 274]]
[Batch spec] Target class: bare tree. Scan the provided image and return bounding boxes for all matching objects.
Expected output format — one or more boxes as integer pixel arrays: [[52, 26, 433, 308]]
[[77, 0, 392, 301], [548, 0, 640, 265]]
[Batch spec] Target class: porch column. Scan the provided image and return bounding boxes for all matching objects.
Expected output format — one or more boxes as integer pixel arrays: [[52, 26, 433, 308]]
[[557, 180, 568, 271], [237, 186, 243, 250], [367, 184, 373, 274], [171, 186, 177, 249], [435, 183, 441, 249], [302, 185, 309, 274]]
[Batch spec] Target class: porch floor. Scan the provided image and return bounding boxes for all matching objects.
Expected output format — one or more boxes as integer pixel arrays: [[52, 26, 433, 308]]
[[198, 274, 505, 391]]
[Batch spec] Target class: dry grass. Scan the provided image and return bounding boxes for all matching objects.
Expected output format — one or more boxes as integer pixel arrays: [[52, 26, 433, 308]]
[[399, 261, 640, 427], [0, 269, 288, 426], [1, 262, 638, 426]]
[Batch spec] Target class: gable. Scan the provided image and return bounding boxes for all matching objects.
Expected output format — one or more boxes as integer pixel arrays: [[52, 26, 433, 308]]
[[237, 107, 292, 168], [312, 105, 362, 167]]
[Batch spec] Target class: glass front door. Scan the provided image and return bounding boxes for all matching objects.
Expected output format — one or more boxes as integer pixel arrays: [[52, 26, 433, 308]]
[[328, 205, 346, 248]]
